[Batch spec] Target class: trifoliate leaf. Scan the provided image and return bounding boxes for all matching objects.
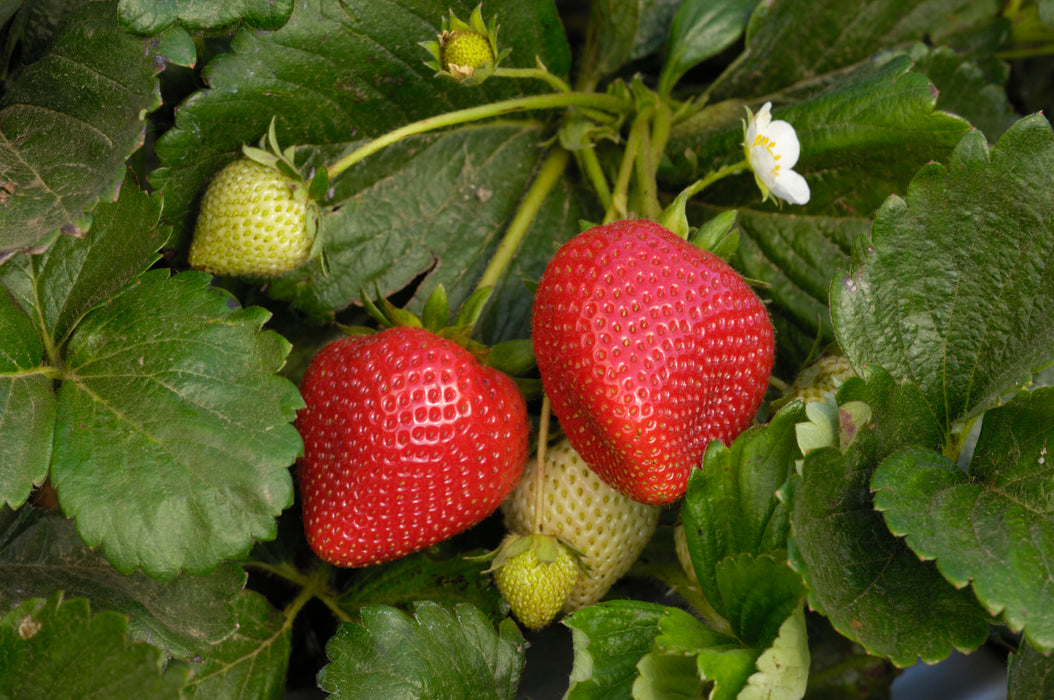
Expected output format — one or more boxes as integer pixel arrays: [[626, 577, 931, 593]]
[[1009, 639, 1054, 700], [181, 591, 290, 699], [0, 509, 244, 658], [118, 0, 295, 35], [713, 554, 804, 650], [783, 366, 991, 667], [786, 445, 990, 667], [563, 600, 668, 699], [832, 115, 1054, 434], [0, 1, 163, 256], [318, 602, 524, 700], [681, 403, 805, 618], [871, 387, 1054, 652], [51, 270, 301, 579], [0, 594, 187, 698], [0, 172, 168, 346]]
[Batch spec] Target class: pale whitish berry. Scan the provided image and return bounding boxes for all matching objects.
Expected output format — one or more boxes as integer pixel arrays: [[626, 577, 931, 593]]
[[786, 355, 855, 404], [502, 438, 660, 612], [189, 158, 312, 277]]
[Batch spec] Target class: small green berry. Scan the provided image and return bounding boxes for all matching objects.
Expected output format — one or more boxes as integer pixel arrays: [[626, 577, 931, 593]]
[[189, 158, 313, 278], [441, 30, 494, 75]]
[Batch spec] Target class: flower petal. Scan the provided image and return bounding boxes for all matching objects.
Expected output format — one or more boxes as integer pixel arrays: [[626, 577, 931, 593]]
[[769, 168, 810, 205], [764, 120, 801, 167]]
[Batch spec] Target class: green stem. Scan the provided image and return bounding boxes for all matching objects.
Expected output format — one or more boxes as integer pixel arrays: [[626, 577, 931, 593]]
[[605, 105, 653, 223], [474, 146, 571, 291], [327, 92, 624, 180], [493, 66, 570, 93], [681, 159, 750, 201], [532, 395, 552, 535], [575, 146, 612, 213]]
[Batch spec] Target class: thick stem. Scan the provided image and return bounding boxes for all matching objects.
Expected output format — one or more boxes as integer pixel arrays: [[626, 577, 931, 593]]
[[575, 146, 613, 213], [327, 92, 624, 180], [605, 105, 653, 223], [532, 395, 552, 535], [475, 146, 571, 292]]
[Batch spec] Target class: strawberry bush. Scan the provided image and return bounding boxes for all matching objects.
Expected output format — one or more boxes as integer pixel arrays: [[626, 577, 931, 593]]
[[2, 0, 1053, 697]]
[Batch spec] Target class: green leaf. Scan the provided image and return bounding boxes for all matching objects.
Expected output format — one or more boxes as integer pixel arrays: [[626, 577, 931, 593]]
[[871, 388, 1054, 652], [737, 607, 810, 700], [563, 600, 668, 699], [1009, 639, 1054, 700], [832, 115, 1054, 436], [0, 594, 187, 698], [579, 0, 661, 85], [335, 548, 507, 622], [657, 0, 756, 97], [680, 403, 805, 617], [647, 606, 747, 700], [181, 591, 290, 699], [151, 0, 572, 244], [52, 270, 301, 579], [118, 0, 295, 35], [318, 602, 524, 700], [713, 554, 804, 649], [267, 128, 586, 342], [0, 509, 244, 659], [0, 287, 54, 509], [785, 445, 990, 666], [709, 0, 1001, 100], [0, 172, 169, 347], [0, 1, 163, 256], [907, 44, 1017, 142]]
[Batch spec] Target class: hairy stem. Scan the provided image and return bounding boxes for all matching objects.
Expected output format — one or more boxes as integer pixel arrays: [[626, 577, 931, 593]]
[[605, 105, 653, 223], [533, 395, 552, 535], [493, 66, 571, 93], [327, 92, 624, 180], [475, 146, 571, 292], [575, 146, 613, 213]]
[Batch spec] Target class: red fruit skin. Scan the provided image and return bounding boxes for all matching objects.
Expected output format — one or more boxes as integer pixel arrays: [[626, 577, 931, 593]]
[[532, 220, 774, 505], [296, 326, 529, 567]]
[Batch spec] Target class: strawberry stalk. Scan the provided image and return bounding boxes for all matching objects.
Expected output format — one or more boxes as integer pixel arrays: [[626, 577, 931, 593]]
[[532, 395, 553, 535], [605, 102, 653, 223], [326, 92, 626, 181]]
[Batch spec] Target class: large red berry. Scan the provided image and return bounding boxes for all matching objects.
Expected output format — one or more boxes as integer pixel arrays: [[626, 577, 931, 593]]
[[532, 219, 774, 505], [296, 326, 529, 567]]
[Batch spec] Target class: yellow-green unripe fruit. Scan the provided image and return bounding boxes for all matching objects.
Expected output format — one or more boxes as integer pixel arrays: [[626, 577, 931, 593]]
[[441, 30, 494, 71], [189, 158, 312, 278]]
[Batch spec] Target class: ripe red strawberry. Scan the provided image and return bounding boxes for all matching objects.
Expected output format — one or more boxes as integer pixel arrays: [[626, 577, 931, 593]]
[[532, 219, 775, 505], [296, 326, 529, 567]]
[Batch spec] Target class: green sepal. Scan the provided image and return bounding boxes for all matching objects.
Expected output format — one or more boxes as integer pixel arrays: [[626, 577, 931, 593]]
[[484, 339, 536, 376], [658, 189, 692, 239], [453, 285, 494, 327], [485, 533, 587, 574], [308, 164, 329, 202], [688, 210, 740, 260], [421, 284, 451, 333]]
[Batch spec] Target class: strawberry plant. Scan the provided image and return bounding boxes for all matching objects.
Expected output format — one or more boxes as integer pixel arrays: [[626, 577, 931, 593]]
[[1, 0, 1053, 698]]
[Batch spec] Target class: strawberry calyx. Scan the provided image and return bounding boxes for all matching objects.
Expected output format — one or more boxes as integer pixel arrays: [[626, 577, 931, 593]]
[[420, 4, 510, 85], [347, 285, 537, 383]]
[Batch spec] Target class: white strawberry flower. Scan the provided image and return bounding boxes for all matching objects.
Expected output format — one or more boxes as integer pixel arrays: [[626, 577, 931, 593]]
[[744, 102, 810, 205]]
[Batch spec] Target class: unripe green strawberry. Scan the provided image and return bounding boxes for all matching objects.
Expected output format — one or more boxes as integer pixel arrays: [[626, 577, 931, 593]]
[[502, 438, 661, 612], [491, 534, 580, 630], [189, 158, 313, 277], [441, 30, 494, 74], [785, 354, 855, 404]]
